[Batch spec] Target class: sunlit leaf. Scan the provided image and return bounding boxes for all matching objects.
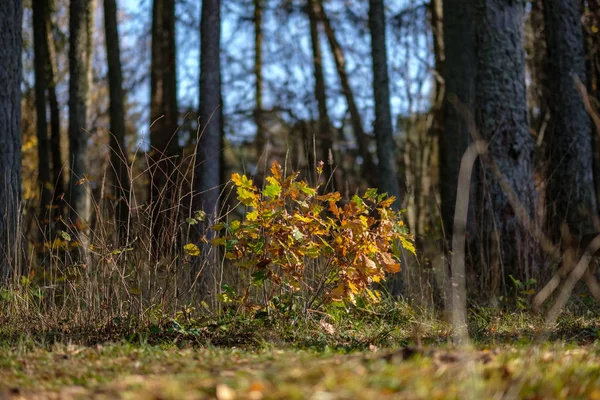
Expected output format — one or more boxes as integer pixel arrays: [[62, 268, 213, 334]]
[[183, 243, 201, 257], [263, 182, 281, 198], [194, 210, 207, 221], [400, 236, 416, 255], [59, 230, 71, 242], [363, 188, 378, 200]]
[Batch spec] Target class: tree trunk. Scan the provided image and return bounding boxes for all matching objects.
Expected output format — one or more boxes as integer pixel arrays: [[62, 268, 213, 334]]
[[150, 0, 179, 248], [33, 0, 53, 218], [0, 0, 23, 282], [543, 0, 597, 241], [68, 0, 95, 229], [196, 0, 222, 216], [254, 0, 266, 169], [314, 0, 377, 187], [474, 0, 540, 287], [440, 0, 475, 240], [585, 0, 600, 216], [45, 6, 65, 208], [308, 0, 334, 189], [194, 0, 222, 289], [369, 0, 401, 208], [104, 0, 131, 240]]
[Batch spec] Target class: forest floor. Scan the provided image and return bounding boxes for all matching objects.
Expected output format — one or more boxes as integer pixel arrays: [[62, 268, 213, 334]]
[[1, 302, 600, 399]]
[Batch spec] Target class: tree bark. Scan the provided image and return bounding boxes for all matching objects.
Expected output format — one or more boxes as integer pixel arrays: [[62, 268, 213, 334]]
[[440, 0, 475, 240], [33, 0, 53, 218], [194, 0, 222, 290], [254, 0, 266, 166], [68, 0, 95, 229], [474, 0, 540, 286], [369, 0, 401, 208], [543, 0, 597, 243], [45, 5, 65, 207], [196, 0, 222, 217], [104, 0, 131, 239], [585, 0, 600, 216], [308, 0, 334, 189], [150, 0, 179, 247], [0, 0, 23, 282], [314, 0, 377, 187]]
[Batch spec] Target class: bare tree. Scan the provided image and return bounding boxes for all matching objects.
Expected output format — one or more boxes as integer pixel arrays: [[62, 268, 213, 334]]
[[0, 0, 23, 281], [307, 0, 334, 188], [68, 0, 95, 228], [313, 0, 377, 186], [104, 0, 131, 238], [543, 0, 597, 242], [369, 0, 401, 208]]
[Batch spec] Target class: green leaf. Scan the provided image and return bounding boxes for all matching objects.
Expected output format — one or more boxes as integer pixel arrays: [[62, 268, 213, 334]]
[[292, 227, 305, 241], [186, 217, 198, 225], [237, 187, 257, 206], [263, 182, 281, 198], [59, 230, 71, 242], [351, 194, 363, 207], [364, 188, 378, 200], [252, 270, 267, 286], [221, 283, 236, 297]]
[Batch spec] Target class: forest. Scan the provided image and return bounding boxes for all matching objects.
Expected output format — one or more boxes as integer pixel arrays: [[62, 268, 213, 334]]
[[1, 0, 600, 398]]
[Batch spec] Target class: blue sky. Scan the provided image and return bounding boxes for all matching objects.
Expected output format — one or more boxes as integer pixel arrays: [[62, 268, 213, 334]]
[[117, 0, 434, 145]]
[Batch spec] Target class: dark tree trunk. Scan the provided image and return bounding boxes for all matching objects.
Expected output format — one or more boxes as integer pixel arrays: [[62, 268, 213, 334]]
[[196, 0, 222, 218], [314, 0, 377, 187], [193, 0, 222, 289], [440, 0, 475, 240], [46, 8, 65, 207], [474, 0, 540, 287], [150, 0, 179, 248], [33, 0, 53, 217], [543, 0, 597, 242], [369, 0, 401, 208], [104, 0, 131, 239], [585, 0, 600, 215], [0, 0, 23, 282], [254, 0, 266, 167], [308, 0, 334, 189], [68, 0, 95, 228]]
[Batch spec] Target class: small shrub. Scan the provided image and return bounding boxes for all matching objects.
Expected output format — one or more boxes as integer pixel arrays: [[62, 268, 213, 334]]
[[212, 161, 415, 307]]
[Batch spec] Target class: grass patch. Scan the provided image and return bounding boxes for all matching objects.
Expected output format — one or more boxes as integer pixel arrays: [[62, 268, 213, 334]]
[[2, 342, 600, 399], [1, 301, 600, 398]]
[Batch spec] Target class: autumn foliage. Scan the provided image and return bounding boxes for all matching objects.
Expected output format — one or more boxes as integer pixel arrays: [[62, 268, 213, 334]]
[[211, 161, 415, 305]]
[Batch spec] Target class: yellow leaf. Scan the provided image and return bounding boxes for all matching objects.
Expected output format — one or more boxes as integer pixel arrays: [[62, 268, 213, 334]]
[[330, 284, 345, 302], [183, 243, 201, 257], [400, 236, 416, 255], [231, 173, 242, 186]]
